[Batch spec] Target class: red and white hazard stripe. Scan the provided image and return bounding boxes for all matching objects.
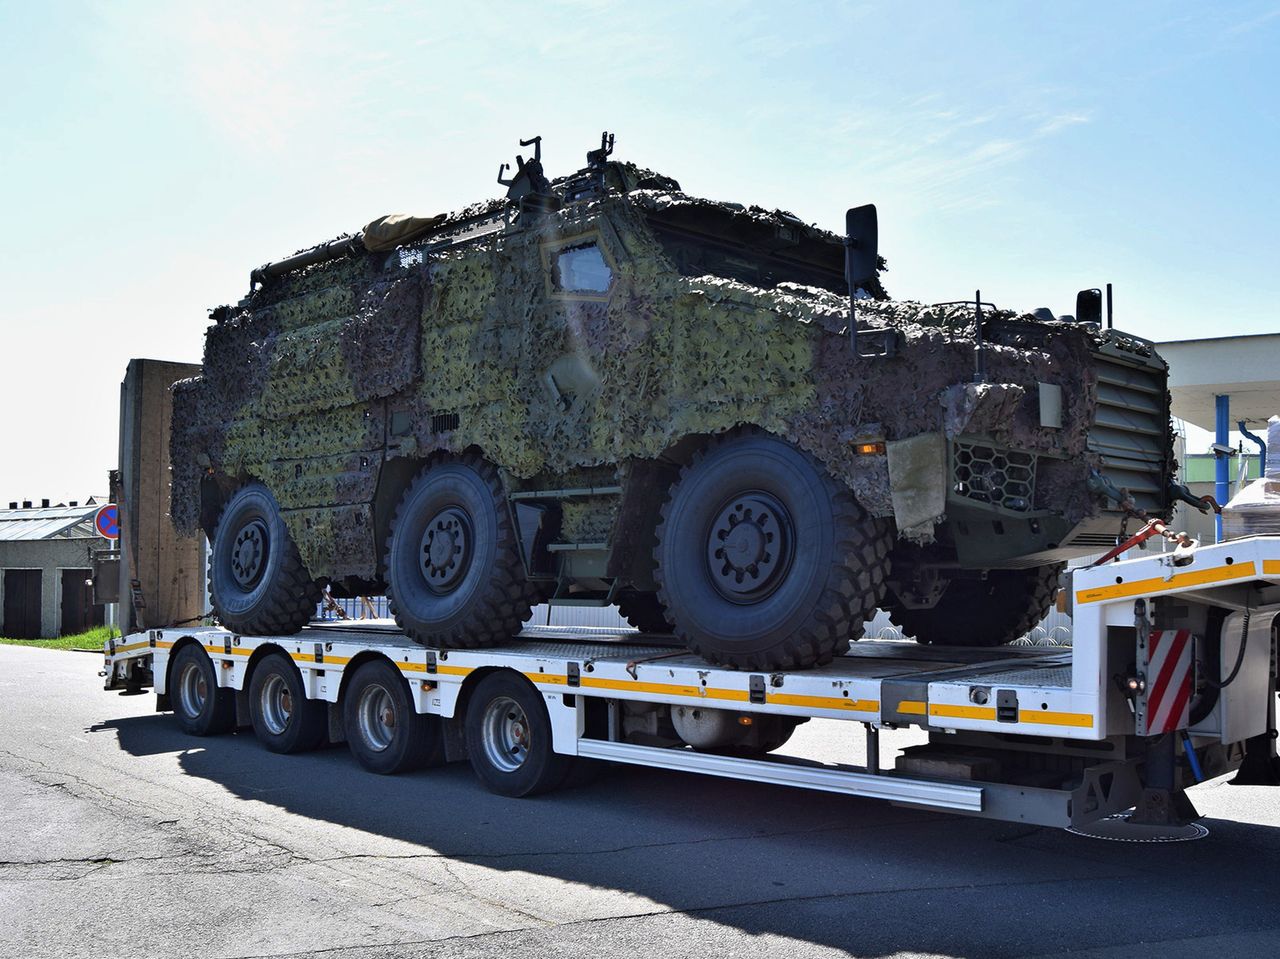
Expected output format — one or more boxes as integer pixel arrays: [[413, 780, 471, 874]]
[[1145, 629, 1193, 735]]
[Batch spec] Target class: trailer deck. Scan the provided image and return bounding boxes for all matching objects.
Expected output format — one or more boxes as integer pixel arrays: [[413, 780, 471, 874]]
[[102, 537, 1280, 832]]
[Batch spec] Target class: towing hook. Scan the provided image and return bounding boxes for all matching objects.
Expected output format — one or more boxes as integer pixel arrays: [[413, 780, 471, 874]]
[[1170, 481, 1222, 515]]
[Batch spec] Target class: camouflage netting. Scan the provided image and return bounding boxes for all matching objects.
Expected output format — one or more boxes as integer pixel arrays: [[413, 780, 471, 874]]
[[171, 164, 1138, 583]]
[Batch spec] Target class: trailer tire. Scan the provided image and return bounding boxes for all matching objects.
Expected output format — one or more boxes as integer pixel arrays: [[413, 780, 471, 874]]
[[209, 483, 318, 636], [386, 454, 536, 649], [343, 659, 445, 775], [889, 563, 1065, 647], [248, 653, 327, 754], [465, 672, 572, 797], [654, 431, 891, 670], [170, 645, 236, 736]]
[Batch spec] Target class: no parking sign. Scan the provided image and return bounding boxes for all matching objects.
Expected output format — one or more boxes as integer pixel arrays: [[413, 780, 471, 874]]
[[95, 503, 119, 540]]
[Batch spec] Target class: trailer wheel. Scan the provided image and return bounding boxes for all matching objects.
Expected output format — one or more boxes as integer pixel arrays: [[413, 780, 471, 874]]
[[616, 591, 673, 633], [889, 563, 1064, 647], [465, 672, 572, 797], [248, 653, 327, 754], [654, 431, 892, 670], [170, 644, 235, 736], [385, 454, 536, 649], [343, 659, 445, 775], [209, 482, 318, 636]]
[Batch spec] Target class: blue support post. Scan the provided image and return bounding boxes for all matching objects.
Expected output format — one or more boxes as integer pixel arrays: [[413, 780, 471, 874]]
[[1215, 394, 1230, 542]]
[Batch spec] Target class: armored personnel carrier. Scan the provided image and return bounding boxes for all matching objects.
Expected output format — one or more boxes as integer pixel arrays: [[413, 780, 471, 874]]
[[171, 134, 1181, 669]]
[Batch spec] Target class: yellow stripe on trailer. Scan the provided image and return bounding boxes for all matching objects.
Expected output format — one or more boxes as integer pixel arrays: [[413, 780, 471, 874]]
[[766, 692, 878, 712], [1022, 709, 1093, 728], [1075, 561, 1256, 605]]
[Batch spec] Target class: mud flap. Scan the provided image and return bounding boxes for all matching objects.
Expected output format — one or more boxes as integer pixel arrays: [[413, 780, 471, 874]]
[[886, 432, 947, 538]]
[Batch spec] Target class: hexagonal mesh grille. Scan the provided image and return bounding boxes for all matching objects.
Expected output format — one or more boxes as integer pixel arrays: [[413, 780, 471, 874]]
[[953, 443, 1036, 511]]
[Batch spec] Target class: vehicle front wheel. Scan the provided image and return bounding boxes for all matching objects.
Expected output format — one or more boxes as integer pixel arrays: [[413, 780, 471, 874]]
[[888, 563, 1065, 647], [653, 431, 892, 670]]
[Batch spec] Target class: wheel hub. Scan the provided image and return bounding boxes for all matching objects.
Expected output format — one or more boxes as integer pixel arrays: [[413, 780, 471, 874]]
[[231, 519, 269, 588], [481, 697, 531, 772], [357, 684, 397, 752], [706, 493, 793, 602], [420, 507, 472, 593]]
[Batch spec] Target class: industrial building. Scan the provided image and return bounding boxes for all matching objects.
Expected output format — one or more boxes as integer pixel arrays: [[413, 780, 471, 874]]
[[0, 498, 110, 638]]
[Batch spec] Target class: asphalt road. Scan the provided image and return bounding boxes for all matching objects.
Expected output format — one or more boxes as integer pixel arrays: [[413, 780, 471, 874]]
[[3, 643, 1280, 959]]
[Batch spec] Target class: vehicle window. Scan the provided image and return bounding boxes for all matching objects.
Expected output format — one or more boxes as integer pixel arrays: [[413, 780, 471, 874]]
[[553, 243, 612, 293]]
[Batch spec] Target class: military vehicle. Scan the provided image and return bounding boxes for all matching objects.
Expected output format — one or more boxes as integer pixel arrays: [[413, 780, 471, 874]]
[[171, 133, 1184, 670]]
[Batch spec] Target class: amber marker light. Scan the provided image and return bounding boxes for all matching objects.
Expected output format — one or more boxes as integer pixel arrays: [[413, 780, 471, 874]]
[[853, 441, 886, 455]]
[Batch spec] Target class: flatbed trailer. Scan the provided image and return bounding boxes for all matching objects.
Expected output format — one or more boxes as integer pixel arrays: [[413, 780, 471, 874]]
[[102, 537, 1280, 830]]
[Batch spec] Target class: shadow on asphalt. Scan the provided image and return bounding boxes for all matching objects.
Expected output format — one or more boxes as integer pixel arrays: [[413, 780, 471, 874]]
[[90, 708, 1280, 957]]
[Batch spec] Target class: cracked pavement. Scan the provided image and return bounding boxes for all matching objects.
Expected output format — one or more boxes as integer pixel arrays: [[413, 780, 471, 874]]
[[2, 644, 1280, 958]]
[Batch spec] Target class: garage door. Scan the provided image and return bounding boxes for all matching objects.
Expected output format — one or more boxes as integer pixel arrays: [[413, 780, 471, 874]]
[[60, 568, 104, 635], [3, 569, 42, 638]]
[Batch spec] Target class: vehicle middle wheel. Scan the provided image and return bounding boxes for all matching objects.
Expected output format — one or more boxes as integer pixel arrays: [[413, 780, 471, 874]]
[[616, 591, 673, 633], [654, 431, 892, 670], [248, 652, 327, 753], [385, 454, 536, 648], [342, 659, 445, 774]]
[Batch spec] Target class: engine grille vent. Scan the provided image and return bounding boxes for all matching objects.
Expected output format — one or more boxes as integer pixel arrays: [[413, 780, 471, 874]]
[[1089, 348, 1170, 514], [953, 443, 1036, 512], [430, 411, 461, 433]]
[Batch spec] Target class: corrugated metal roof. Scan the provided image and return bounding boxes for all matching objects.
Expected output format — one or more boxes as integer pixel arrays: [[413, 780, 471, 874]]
[[0, 501, 106, 542]]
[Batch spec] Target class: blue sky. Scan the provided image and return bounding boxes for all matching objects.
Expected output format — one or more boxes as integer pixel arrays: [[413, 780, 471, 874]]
[[1, 1, 1277, 501]]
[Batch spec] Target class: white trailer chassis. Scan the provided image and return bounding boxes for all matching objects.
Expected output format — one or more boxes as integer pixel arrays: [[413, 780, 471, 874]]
[[103, 536, 1280, 830]]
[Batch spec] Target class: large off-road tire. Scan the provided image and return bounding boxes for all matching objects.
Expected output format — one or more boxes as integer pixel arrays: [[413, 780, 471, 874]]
[[653, 431, 892, 670], [616, 591, 673, 633], [343, 659, 446, 774], [465, 671, 574, 797], [889, 563, 1065, 648], [385, 454, 537, 648], [248, 652, 327, 754], [170, 644, 236, 736], [209, 483, 318, 635]]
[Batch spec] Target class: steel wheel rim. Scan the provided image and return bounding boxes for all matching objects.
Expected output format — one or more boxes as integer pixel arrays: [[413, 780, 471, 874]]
[[178, 661, 208, 718], [419, 505, 473, 594], [231, 517, 270, 589], [259, 673, 293, 736], [481, 696, 530, 773], [705, 490, 796, 603], [357, 683, 397, 752]]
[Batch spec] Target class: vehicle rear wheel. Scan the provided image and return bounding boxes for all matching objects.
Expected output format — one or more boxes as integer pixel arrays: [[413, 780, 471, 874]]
[[465, 672, 573, 797], [248, 652, 327, 753], [209, 482, 318, 635], [616, 591, 673, 633], [385, 454, 536, 648], [170, 644, 236, 736], [343, 659, 445, 774], [654, 431, 892, 670], [888, 563, 1065, 647]]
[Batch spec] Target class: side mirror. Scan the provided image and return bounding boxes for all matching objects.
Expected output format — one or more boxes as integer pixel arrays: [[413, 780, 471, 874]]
[[1075, 288, 1102, 326], [845, 204, 878, 287]]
